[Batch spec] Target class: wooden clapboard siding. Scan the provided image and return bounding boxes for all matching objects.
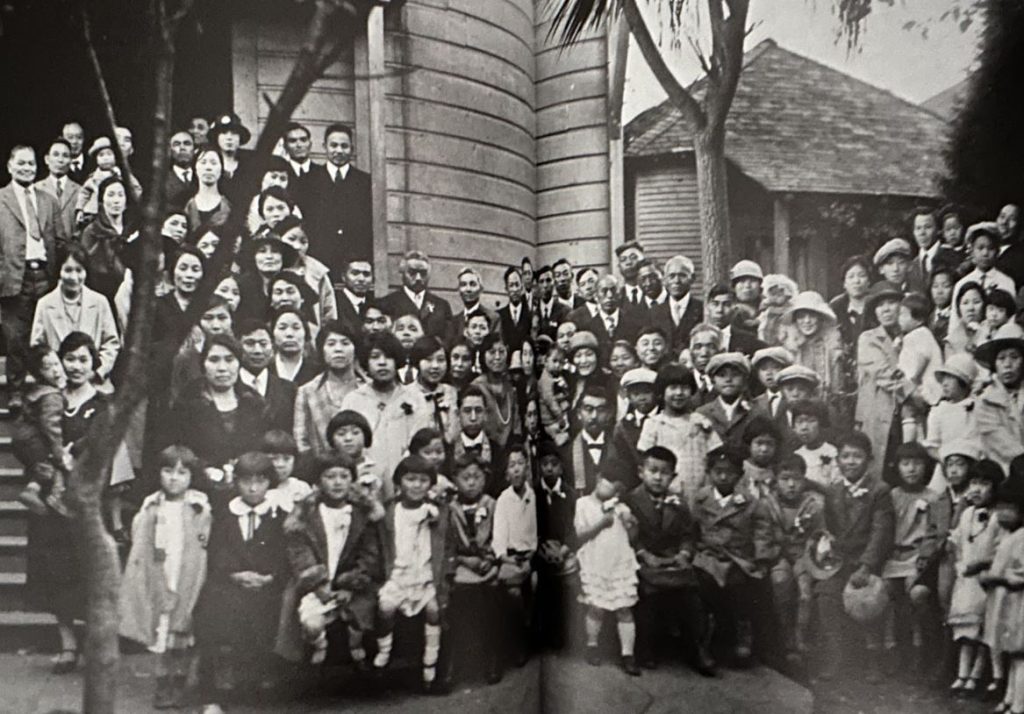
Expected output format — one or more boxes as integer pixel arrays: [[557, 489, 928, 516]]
[[534, 9, 610, 273], [384, 0, 538, 299], [631, 156, 704, 291]]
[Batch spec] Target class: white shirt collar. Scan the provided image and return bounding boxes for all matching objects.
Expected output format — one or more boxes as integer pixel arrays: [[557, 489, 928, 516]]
[[327, 163, 351, 181], [718, 396, 739, 421], [669, 292, 691, 313], [174, 165, 192, 181], [343, 287, 365, 307], [581, 430, 605, 446], [713, 488, 734, 508], [462, 431, 486, 447], [404, 285, 425, 309], [239, 367, 269, 397], [290, 158, 312, 174]]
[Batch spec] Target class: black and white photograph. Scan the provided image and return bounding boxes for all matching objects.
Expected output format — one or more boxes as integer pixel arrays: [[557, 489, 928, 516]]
[[0, 0, 1018, 712]]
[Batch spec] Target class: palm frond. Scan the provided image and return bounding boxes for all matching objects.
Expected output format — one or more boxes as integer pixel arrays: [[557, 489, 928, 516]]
[[545, 0, 623, 46]]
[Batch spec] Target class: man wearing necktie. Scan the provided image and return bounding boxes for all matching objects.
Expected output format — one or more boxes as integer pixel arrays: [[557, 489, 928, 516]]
[[379, 251, 453, 340], [336, 259, 374, 336], [498, 266, 532, 354], [449, 267, 499, 347], [0, 145, 62, 409], [165, 130, 198, 211], [584, 274, 645, 364], [61, 121, 87, 184], [614, 241, 646, 307], [33, 139, 81, 240]]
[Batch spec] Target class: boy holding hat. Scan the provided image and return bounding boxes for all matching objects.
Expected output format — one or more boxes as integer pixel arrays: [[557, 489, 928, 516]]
[[692, 444, 778, 665], [697, 352, 754, 449], [975, 323, 1024, 471]]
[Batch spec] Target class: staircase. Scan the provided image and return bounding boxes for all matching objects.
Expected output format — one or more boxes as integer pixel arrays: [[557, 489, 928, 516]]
[[0, 365, 59, 652]]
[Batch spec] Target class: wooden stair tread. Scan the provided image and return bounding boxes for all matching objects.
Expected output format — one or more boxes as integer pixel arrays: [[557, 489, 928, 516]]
[[0, 611, 56, 626], [0, 572, 26, 586], [0, 535, 27, 548], [0, 501, 27, 513]]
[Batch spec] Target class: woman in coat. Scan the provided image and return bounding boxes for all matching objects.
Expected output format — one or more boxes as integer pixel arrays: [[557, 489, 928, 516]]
[[79, 174, 132, 304], [183, 146, 231, 231], [855, 281, 905, 483], [31, 243, 120, 387]]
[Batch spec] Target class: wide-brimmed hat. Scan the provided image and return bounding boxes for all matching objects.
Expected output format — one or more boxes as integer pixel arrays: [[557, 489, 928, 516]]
[[243, 231, 299, 269], [706, 352, 750, 378], [872, 238, 913, 266], [209, 112, 252, 145], [730, 260, 764, 282], [933, 353, 979, 388], [751, 346, 794, 370], [782, 291, 837, 325], [843, 573, 890, 623], [864, 280, 903, 317], [938, 437, 983, 463], [974, 322, 1024, 372]]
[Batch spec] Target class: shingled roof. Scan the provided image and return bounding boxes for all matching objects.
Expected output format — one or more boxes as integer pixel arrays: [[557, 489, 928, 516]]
[[625, 39, 949, 198]]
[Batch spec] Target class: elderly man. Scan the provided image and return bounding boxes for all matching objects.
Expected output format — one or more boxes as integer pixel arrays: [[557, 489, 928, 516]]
[[995, 203, 1024, 288], [379, 250, 452, 339], [33, 139, 81, 241], [1, 145, 64, 409], [584, 274, 646, 360], [706, 284, 763, 357], [449, 266, 499, 345], [498, 266, 533, 353], [301, 122, 373, 274], [615, 240, 646, 307], [165, 130, 197, 211], [62, 121, 87, 183], [565, 267, 601, 327], [649, 255, 703, 353]]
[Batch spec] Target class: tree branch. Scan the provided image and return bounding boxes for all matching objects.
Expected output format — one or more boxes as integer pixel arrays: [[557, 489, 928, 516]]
[[623, 0, 705, 128]]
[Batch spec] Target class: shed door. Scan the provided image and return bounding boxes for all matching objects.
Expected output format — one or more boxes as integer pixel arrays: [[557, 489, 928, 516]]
[[632, 159, 703, 290]]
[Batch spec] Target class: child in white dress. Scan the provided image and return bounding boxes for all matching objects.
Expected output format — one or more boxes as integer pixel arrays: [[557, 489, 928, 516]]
[[947, 459, 1004, 696], [575, 474, 641, 675]]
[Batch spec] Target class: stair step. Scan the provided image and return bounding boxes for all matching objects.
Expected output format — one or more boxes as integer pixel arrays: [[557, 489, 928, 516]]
[[0, 468, 21, 479], [0, 610, 55, 627], [0, 572, 26, 586], [0, 500, 26, 514], [0, 436, 12, 447], [0, 535, 26, 549]]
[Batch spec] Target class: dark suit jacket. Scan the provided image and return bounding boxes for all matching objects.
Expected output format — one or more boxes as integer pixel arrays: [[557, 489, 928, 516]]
[[67, 159, 88, 187], [564, 430, 613, 496], [607, 412, 651, 489], [565, 303, 597, 328], [285, 160, 321, 206], [0, 182, 62, 297], [537, 481, 577, 547], [727, 327, 766, 357], [648, 296, 704, 355], [33, 175, 80, 242], [498, 301, 533, 353], [164, 167, 198, 211], [625, 486, 697, 564], [907, 245, 963, 293], [534, 298, 569, 340], [997, 240, 1024, 290], [263, 372, 298, 433], [300, 164, 374, 275], [335, 289, 369, 337], [696, 396, 754, 449], [823, 480, 895, 572], [379, 288, 453, 341], [583, 305, 648, 359]]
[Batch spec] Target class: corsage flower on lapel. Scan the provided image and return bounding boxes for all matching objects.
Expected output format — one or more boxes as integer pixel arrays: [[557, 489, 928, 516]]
[[665, 494, 682, 508], [730, 493, 746, 507], [424, 503, 440, 526], [691, 413, 714, 435], [425, 301, 436, 314], [914, 498, 930, 513], [474, 506, 489, 525]]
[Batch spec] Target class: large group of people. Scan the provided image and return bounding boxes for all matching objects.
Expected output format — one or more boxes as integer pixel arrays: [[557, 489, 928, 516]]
[[5, 112, 1024, 714]]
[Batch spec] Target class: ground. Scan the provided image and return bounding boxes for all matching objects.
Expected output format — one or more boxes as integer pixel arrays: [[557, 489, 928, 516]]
[[0, 650, 999, 714]]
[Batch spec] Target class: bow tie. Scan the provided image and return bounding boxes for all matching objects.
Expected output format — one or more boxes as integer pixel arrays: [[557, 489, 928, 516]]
[[464, 442, 483, 453], [977, 510, 990, 523]]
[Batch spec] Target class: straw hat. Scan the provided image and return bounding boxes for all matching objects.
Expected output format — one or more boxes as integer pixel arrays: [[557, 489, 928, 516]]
[[843, 573, 890, 623], [933, 353, 978, 388], [974, 322, 1024, 372], [782, 291, 837, 325], [730, 260, 764, 282]]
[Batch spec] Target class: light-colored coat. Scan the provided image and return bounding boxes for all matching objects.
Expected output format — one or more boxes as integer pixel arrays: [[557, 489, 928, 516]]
[[34, 175, 81, 241], [975, 380, 1024, 472], [0, 182, 62, 297], [118, 490, 211, 647], [855, 327, 900, 479], [31, 286, 121, 379]]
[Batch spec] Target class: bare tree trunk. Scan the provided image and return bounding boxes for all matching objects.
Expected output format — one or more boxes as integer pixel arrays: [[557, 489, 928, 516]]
[[693, 124, 731, 282]]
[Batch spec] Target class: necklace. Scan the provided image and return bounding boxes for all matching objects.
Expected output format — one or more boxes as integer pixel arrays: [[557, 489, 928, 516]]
[[60, 290, 83, 327]]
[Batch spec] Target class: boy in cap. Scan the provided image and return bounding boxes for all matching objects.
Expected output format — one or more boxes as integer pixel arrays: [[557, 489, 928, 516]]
[[692, 444, 778, 665], [608, 367, 660, 487], [873, 238, 914, 293], [774, 364, 821, 446], [697, 352, 754, 449], [750, 347, 794, 422]]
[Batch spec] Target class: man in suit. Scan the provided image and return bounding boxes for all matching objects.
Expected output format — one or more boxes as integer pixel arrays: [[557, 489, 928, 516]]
[[565, 267, 600, 327], [336, 259, 374, 337], [706, 283, 764, 357], [615, 240, 646, 308], [995, 203, 1024, 288], [696, 352, 754, 448], [61, 122, 87, 184], [564, 382, 614, 495], [584, 274, 646, 362], [33, 139, 81, 241], [379, 250, 453, 340], [1, 146, 64, 408], [520, 256, 536, 309], [300, 123, 373, 277], [165, 130, 197, 212], [448, 266, 499, 346], [687, 324, 723, 407], [534, 264, 568, 340], [497, 265, 532, 354], [906, 207, 961, 293], [636, 259, 667, 310], [552, 258, 577, 311], [649, 255, 704, 356], [237, 319, 298, 433], [281, 122, 320, 207]]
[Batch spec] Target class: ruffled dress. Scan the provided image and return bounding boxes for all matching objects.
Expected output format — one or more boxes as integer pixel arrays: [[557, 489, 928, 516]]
[[947, 505, 1003, 642], [574, 495, 638, 611]]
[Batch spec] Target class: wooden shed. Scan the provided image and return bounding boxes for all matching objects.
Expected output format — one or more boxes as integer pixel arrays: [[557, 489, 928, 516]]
[[625, 39, 950, 296], [229, 0, 628, 306]]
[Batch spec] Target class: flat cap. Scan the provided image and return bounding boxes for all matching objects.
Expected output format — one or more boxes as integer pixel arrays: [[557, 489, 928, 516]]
[[873, 238, 913, 266], [620, 367, 658, 389], [706, 352, 751, 377]]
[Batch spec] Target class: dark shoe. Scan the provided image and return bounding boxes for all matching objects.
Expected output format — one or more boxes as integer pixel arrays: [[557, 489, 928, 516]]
[[695, 643, 717, 678], [585, 645, 601, 666], [52, 649, 77, 675], [154, 676, 175, 709], [620, 655, 640, 676]]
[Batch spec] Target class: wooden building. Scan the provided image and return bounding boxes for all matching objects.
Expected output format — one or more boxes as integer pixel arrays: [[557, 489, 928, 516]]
[[230, 0, 628, 306], [624, 39, 949, 296]]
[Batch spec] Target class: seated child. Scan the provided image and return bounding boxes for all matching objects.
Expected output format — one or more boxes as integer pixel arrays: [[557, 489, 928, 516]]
[[263, 429, 312, 512], [692, 445, 778, 665], [815, 431, 895, 682], [739, 415, 782, 500], [493, 443, 538, 668], [575, 473, 641, 676], [326, 410, 388, 501], [13, 345, 70, 517], [948, 459, 1004, 696], [625, 446, 713, 675], [198, 452, 288, 705], [981, 459, 1024, 713], [758, 274, 798, 346], [637, 363, 722, 505], [881, 442, 944, 674], [448, 453, 502, 684], [280, 453, 383, 668], [534, 441, 578, 650], [768, 453, 825, 660], [119, 445, 211, 709], [791, 400, 839, 488], [374, 455, 456, 693]]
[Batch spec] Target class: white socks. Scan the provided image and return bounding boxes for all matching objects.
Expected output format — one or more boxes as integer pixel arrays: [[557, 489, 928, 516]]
[[373, 634, 393, 669], [423, 623, 441, 682], [617, 620, 636, 657]]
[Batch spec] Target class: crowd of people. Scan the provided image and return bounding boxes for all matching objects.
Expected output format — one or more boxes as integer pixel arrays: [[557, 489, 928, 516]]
[[5, 112, 1024, 714]]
